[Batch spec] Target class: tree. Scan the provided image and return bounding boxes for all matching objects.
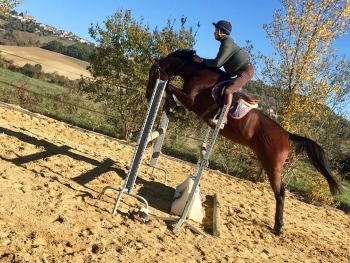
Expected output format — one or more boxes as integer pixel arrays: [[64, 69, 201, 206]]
[[42, 40, 64, 53], [79, 8, 199, 140], [0, 0, 22, 14], [4, 19, 23, 31], [20, 63, 42, 78], [258, 0, 350, 147], [152, 16, 199, 58], [257, 0, 350, 204], [62, 43, 94, 62]]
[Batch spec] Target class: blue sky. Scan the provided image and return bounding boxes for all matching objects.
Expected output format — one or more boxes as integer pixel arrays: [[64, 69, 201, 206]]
[[16, 0, 348, 59]]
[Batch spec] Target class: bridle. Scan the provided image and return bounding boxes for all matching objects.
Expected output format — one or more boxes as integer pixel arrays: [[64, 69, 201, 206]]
[[153, 58, 191, 84], [150, 58, 191, 112]]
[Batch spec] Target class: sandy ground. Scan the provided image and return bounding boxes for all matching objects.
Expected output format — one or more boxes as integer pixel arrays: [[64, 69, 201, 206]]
[[0, 46, 91, 80], [0, 102, 350, 263]]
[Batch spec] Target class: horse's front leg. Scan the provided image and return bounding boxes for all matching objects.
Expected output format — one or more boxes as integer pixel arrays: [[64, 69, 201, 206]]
[[161, 93, 176, 122], [162, 87, 186, 122], [163, 93, 177, 112], [165, 84, 195, 114], [168, 84, 197, 111]]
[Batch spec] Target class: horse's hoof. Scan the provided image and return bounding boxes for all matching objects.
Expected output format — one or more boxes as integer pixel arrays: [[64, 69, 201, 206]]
[[166, 112, 175, 122], [274, 230, 283, 236], [175, 106, 186, 116], [273, 226, 283, 235], [168, 100, 177, 108]]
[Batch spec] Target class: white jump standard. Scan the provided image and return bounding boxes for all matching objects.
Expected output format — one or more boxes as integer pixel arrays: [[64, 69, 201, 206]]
[[98, 79, 168, 215], [157, 105, 228, 236]]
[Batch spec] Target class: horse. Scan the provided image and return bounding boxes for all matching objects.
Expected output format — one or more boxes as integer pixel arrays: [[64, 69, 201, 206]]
[[145, 49, 341, 235]]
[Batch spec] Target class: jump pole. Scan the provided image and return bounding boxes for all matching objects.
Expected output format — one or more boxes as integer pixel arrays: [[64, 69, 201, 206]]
[[98, 79, 167, 215], [157, 105, 228, 236]]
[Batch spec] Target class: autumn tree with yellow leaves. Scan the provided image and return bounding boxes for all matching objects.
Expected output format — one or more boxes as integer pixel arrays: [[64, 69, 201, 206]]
[[0, 0, 22, 14], [260, 0, 350, 141]]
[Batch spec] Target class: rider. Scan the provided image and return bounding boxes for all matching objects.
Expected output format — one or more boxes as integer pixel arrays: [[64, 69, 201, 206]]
[[194, 20, 255, 129]]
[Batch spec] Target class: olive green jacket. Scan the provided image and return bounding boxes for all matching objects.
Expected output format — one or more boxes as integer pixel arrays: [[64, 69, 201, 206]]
[[203, 35, 250, 77]]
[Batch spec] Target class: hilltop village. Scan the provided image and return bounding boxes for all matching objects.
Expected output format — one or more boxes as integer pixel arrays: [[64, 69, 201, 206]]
[[10, 11, 96, 46]]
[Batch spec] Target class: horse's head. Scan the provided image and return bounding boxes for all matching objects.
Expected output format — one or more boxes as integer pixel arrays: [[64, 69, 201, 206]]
[[146, 50, 197, 101], [146, 58, 168, 101]]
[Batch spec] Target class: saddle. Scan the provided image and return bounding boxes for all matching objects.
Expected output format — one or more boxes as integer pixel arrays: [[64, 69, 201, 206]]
[[212, 80, 260, 106], [211, 81, 260, 119]]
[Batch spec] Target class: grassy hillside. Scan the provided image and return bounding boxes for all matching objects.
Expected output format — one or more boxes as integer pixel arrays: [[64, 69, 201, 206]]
[[0, 67, 116, 137], [37, 35, 76, 46], [0, 45, 91, 79]]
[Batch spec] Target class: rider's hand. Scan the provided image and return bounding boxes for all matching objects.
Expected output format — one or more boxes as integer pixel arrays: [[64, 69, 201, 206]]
[[193, 55, 203, 63]]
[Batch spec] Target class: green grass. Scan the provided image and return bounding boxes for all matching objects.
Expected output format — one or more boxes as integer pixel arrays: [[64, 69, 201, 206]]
[[0, 67, 29, 86], [335, 180, 350, 212], [37, 35, 75, 46], [281, 160, 349, 211], [0, 67, 66, 94]]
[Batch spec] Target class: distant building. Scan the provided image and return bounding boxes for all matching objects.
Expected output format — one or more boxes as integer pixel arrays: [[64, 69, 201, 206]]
[[11, 14, 24, 21], [23, 14, 35, 22], [37, 23, 47, 29], [78, 38, 89, 44], [24, 11, 36, 22]]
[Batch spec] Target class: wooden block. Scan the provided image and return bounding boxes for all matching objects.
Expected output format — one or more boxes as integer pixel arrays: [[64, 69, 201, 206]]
[[213, 193, 221, 237]]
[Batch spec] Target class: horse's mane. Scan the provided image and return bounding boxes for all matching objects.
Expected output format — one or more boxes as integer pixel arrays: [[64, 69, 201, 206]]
[[164, 49, 230, 78], [165, 49, 196, 61]]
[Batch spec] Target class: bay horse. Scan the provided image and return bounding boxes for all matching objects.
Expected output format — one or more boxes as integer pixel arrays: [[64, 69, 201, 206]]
[[146, 49, 341, 235]]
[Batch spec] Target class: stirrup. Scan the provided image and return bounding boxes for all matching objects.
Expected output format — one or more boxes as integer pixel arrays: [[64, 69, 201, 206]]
[[209, 118, 226, 129]]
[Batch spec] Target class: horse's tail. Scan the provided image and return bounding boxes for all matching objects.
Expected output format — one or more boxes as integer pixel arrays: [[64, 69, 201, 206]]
[[288, 133, 342, 196]]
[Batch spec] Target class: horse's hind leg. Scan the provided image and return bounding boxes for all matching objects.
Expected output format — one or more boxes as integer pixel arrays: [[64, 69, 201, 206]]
[[273, 179, 285, 235], [256, 149, 288, 235]]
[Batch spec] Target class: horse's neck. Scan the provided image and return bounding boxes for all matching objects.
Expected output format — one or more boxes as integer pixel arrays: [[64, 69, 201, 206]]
[[171, 65, 222, 114]]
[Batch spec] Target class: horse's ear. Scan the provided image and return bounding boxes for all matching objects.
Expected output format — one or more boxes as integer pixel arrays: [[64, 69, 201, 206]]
[[150, 58, 157, 65]]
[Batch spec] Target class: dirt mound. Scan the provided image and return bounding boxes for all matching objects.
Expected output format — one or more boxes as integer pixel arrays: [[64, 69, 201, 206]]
[[0, 103, 349, 262]]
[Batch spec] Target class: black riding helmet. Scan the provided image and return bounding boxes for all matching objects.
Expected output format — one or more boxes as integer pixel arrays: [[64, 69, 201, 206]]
[[212, 20, 232, 35]]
